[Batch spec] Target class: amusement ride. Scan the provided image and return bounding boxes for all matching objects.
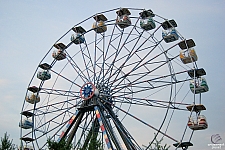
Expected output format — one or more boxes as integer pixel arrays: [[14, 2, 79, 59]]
[[20, 8, 209, 150]]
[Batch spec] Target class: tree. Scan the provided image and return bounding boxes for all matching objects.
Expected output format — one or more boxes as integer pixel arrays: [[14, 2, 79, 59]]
[[143, 134, 170, 150], [76, 133, 104, 150], [47, 138, 72, 150], [86, 134, 104, 150], [148, 138, 170, 150], [0, 132, 16, 150], [47, 134, 104, 150]]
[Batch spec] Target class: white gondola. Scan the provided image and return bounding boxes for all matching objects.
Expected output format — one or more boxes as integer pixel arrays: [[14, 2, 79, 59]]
[[140, 17, 155, 31], [116, 8, 131, 29], [37, 70, 51, 81], [71, 33, 85, 44], [162, 28, 179, 43], [19, 134, 34, 149], [92, 14, 107, 33], [190, 77, 209, 94], [162, 20, 178, 43], [179, 48, 198, 64], [140, 9, 156, 31], [26, 93, 40, 104], [93, 21, 107, 33], [19, 119, 33, 129], [52, 49, 66, 61], [188, 115, 208, 130], [178, 39, 198, 64], [71, 26, 86, 44]]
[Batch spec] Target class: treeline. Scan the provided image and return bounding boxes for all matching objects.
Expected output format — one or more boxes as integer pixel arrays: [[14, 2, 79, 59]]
[[0, 132, 170, 150]]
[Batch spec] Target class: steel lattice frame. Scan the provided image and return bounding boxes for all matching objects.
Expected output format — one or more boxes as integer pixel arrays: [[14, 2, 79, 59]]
[[20, 7, 205, 150]]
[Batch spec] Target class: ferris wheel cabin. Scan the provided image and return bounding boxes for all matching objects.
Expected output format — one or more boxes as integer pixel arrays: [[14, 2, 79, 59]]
[[179, 39, 198, 64], [92, 14, 108, 33], [19, 119, 33, 129], [26, 86, 41, 104], [71, 26, 86, 44], [20, 112, 34, 149], [187, 67, 209, 94], [116, 8, 131, 28], [52, 49, 66, 61], [186, 104, 208, 130], [20, 137, 34, 150], [190, 77, 209, 94], [19, 111, 34, 129], [37, 70, 51, 81], [188, 115, 208, 130], [162, 19, 178, 43], [52, 43, 67, 61], [37, 63, 51, 81], [25, 93, 40, 104], [139, 9, 156, 31], [180, 48, 198, 64]]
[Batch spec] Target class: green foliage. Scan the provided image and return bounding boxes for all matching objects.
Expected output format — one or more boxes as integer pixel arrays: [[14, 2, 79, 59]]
[[47, 133, 104, 150], [47, 138, 72, 150], [143, 134, 170, 150], [86, 134, 104, 150], [148, 138, 170, 150], [77, 133, 104, 150], [0, 132, 16, 150]]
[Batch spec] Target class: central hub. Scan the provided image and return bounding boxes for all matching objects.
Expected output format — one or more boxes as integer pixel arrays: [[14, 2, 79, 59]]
[[80, 82, 111, 103], [80, 82, 96, 100]]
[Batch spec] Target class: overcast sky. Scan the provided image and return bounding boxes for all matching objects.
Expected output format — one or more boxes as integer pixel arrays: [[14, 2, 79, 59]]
[[0, 1, 225, 150]]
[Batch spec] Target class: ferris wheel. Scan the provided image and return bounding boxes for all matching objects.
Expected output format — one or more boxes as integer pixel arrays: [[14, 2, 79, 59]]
[[20, 8, 209, 150]]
